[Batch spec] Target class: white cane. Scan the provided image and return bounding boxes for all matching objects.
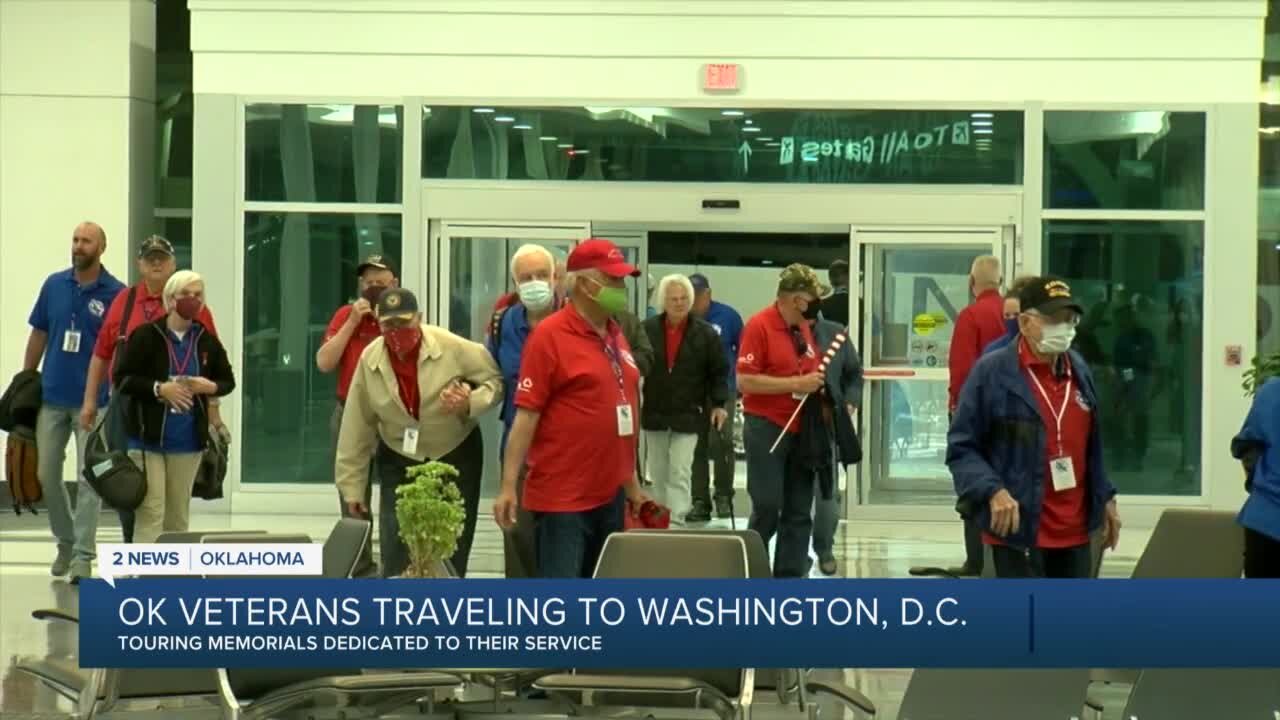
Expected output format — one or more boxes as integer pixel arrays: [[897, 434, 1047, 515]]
[[768, 328, 850, 453]]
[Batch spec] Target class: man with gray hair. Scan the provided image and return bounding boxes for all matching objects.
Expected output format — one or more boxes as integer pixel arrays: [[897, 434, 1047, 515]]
[[946, 253, 1006, 577]]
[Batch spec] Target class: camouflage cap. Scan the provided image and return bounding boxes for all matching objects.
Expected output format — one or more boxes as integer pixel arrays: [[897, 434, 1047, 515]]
[[777, 263, 831, 298]]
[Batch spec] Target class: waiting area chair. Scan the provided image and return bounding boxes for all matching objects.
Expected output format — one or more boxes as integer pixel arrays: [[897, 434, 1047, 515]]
[[1120, 668, 1280, 719], [806, 668, 1092, 720]]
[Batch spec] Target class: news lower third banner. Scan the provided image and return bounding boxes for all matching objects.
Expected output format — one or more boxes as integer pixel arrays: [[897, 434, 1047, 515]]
[[79, 579, 1280, 669]]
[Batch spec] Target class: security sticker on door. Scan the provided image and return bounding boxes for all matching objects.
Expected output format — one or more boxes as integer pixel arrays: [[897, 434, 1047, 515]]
[[616, 404, 635, 437], [1050, 456, 1077, 492]]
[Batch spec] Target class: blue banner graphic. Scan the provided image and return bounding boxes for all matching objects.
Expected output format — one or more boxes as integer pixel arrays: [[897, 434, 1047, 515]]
[[78, 579, 1280, 669]]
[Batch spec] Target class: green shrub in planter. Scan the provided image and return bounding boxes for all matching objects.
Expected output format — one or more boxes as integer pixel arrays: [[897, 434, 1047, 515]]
[[395, 461, 465, 578], [1243, 351, 1280, 397]]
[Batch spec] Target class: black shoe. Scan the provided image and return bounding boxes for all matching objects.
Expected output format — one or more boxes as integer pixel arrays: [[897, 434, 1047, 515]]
[[818, 555, 838, 576], [947, 563, 982, 577], [684, 501, 711, 523], [713, 496, 734, 519]]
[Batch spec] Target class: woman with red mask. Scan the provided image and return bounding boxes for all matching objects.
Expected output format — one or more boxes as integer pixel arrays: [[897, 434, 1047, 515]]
[[336, 287, 502, 578], [115, 270, 236, 543]]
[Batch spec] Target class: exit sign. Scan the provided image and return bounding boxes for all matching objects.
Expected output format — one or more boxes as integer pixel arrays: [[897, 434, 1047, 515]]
[[703, 63, 741, 91]]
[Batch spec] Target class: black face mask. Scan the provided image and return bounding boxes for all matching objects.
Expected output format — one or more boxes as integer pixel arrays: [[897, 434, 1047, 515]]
[[802, 303, 821, 322]]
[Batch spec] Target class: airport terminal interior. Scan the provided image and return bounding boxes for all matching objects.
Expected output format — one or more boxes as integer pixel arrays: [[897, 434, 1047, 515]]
[[1, 0, 1280, 718]]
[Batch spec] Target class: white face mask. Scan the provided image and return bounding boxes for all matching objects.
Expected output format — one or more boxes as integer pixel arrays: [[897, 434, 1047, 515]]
[[1035, 322, 1076, 355], [518, 279, 554, 312]]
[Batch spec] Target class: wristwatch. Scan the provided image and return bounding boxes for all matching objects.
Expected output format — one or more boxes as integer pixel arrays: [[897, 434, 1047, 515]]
[[153, 381, 162, 398]]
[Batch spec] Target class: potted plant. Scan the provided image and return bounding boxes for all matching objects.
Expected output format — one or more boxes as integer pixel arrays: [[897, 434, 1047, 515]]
[[395, 461, 465, 578], [1242, 351, 1280, 397]]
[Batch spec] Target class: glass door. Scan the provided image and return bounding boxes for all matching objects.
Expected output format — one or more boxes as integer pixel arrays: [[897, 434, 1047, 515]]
[[430, 220, 590, 498], [854, 227, 1003, 507], [589, 224, 650, 315]]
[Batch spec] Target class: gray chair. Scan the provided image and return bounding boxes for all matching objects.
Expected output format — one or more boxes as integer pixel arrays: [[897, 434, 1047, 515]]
[[900, 668, 1090, 720], [323, 517, 372, 578], [1120, 669, 1280, 719], [157, 529, 267, 543], [534, 532, 755, 720]]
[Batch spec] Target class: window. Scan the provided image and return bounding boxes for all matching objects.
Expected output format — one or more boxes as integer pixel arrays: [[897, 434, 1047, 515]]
[[1044, 220, 1204, 496], [246, 104, 404, 203], [240, 212, 402, 485], [424, 107, 1023, 184], [1044, 111, 1206, 210], [1259, 101, 1280, 356], [153, 216, 192, 270]]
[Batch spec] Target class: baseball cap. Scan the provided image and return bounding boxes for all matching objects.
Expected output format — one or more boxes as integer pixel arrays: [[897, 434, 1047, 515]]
[[777, 263, 831, 299], [138, 235, 174, 258], [689, 273, 711, 293], [375, 287, 419, 321], [567, 238, 640, 279], [1018, 276, 1084, 317], [357, 253, 397, 277]]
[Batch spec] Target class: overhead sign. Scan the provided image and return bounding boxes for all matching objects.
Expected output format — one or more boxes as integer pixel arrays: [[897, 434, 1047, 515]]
[[703, 63, 741, 91], [781, 121, 973, 167]]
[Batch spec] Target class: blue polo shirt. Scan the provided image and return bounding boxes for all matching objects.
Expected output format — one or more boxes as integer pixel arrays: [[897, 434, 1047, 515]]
[[702, 300, 744, 396], [28, 267, 125, 408], [1236, 378, 1280, 542], [488, 303, 536, 457], [129, 327, 203, 454]]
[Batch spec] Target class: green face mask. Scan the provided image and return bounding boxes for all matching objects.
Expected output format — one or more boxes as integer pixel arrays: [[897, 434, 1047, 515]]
[[586, 279, 629, 314]]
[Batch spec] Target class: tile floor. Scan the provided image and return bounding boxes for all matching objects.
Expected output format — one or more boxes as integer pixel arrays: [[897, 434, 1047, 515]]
[[0, 508, 1149, 719]]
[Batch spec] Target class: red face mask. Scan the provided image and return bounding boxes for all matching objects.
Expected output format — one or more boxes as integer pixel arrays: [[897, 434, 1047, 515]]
[[383, 325, 421, 356], [175, 296, 203, 321]]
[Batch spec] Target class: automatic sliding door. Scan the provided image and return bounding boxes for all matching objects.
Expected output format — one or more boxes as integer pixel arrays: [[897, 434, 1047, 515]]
[[857, 229, 1001, 507]]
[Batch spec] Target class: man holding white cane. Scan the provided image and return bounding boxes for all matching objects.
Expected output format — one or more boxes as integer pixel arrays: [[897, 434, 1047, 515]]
[[738, 264, 829, 578]]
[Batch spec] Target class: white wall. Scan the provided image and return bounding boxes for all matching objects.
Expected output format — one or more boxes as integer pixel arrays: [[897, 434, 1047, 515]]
[[0, 0, 154, 480], [190, 0, 1263, 104]]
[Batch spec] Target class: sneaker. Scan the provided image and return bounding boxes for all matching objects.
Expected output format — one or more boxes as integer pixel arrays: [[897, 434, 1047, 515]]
[[684, 501, 711, 524], [713, 496, 734, 519], [68, 561, 92, 585], [50, 547, 72, 577]]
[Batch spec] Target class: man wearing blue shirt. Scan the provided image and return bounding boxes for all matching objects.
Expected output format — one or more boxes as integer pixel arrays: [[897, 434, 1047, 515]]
[[488, 244, 561, 577], [688, 273, 745, 521], [23, 221, 125, 582], [1233, 375, 1280, 578]]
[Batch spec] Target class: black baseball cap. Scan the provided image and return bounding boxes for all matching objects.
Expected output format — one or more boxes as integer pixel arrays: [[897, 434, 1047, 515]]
[[690, 273, 711, 293], [138, 235, 174, 258], [375, 287, 419, 321], [1018, 276, 1084, 317], [357, 253, 397, 277]]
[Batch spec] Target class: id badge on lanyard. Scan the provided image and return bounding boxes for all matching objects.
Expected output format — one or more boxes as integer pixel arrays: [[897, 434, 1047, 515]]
[[601, 334, 633, 437], [1027, 368, 1076, 492]]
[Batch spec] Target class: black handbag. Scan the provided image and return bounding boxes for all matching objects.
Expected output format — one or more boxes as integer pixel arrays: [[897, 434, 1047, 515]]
[[82, 393, 146, 511], [192, 424, 228, 500]]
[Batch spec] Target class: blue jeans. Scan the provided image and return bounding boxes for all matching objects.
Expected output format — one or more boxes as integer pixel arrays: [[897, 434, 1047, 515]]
[[534, 491, 625, 578], [36, 406, 98, 565], [744, 414, 814, 578]]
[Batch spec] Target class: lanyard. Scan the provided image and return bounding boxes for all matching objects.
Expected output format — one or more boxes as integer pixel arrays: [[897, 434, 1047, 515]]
[[165, 331, 198, 377], [598, 332, 628, 403], [1025, 365, 1072, 457]]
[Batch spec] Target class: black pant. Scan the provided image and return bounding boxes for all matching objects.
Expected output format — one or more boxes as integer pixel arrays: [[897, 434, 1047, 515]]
[[692, 408, 735, 504], [991, 543, 1091, 578], [961, 512, 983, 572], [502, 466, 538, 578], [744, 415, 814, 578], [375, 429, 483, 578], [1244, 528, 1280, 578], [332, 402, 375, 573]]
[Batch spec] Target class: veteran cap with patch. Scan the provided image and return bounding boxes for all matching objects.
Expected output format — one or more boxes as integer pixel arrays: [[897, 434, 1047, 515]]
[[777, 263, 831, 299]]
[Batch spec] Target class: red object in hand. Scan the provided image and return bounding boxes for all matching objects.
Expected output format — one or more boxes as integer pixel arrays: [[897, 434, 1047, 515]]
[[625, 500, 671, 530]]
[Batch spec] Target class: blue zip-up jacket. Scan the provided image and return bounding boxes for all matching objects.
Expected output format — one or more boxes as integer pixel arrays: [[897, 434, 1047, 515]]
[[813, 319, 863, 467], [946, 341, 1116, 549], [1234, 377, 1280, 542]]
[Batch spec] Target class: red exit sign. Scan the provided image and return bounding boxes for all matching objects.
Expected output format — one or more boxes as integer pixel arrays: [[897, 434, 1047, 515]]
[[703, 63, 741, 91]]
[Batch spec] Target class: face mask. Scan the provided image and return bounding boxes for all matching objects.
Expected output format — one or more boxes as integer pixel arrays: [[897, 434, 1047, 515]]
[[1003, 317, 1019, 338], [361, 285, 387, 305], [518, 280, 554, 312], [585, 279, 629, 315], [1035, 322, 1076, 355], [801, 303, 821, 322], [174, 297, 203, 321], [384, 326, 421, 356]]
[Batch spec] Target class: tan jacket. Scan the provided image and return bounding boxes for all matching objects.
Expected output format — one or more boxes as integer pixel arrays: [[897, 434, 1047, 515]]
[[336, 324, 501, 502]]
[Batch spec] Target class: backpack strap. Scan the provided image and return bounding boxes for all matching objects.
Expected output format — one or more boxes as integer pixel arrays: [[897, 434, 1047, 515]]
[[110, 286, 140, 381], [489, 304, 510, 357]]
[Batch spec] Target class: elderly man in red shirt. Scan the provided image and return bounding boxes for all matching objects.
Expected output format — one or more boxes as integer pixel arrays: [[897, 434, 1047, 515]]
[[946, 254, 1006, 577], [493, 238, 652, 578], [316, 253, 398, 575]]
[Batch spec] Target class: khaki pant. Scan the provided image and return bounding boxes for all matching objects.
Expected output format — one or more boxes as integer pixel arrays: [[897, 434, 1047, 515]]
[[128, 450, 201, 544]]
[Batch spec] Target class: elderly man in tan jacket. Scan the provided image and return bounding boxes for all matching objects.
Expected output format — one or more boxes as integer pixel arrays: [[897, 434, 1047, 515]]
[[336, 287, 501, 577]]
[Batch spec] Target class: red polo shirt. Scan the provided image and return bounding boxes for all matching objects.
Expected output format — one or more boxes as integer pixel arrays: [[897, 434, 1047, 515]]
[[664, 316, 686, 370], [737, 304, 820, 432], [324, 305, 384, 403], [949, 289, 1005, 412], [984, 339, 1092, 549], [515, 305, 641, 513], [93, 283, 219, 381]]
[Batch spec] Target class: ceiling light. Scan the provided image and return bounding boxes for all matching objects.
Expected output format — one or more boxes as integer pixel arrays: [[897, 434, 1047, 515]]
[[971, 112, 993, 118], [473, 108, 495, 114], [556, 143, 573, 148], [973, 128, 993, 135], [971, 120, 992, 127], [745, 119, 754, 125], [540, 135, 557, 141], [766, 142, 781, 147], [721, 110, 745, 117], [572, 149, 590, 155], [743, 126, 761, 133], [513, 124, 533, 130], [494, 116, 515, 123], [757, 137, 774, 142]]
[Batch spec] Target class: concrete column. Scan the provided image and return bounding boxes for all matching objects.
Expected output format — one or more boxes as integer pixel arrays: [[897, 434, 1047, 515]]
[[0, 0, 155, 474]]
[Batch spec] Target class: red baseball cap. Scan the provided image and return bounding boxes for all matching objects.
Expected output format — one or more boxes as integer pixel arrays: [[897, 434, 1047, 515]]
[[567, 238, 640, 278]]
